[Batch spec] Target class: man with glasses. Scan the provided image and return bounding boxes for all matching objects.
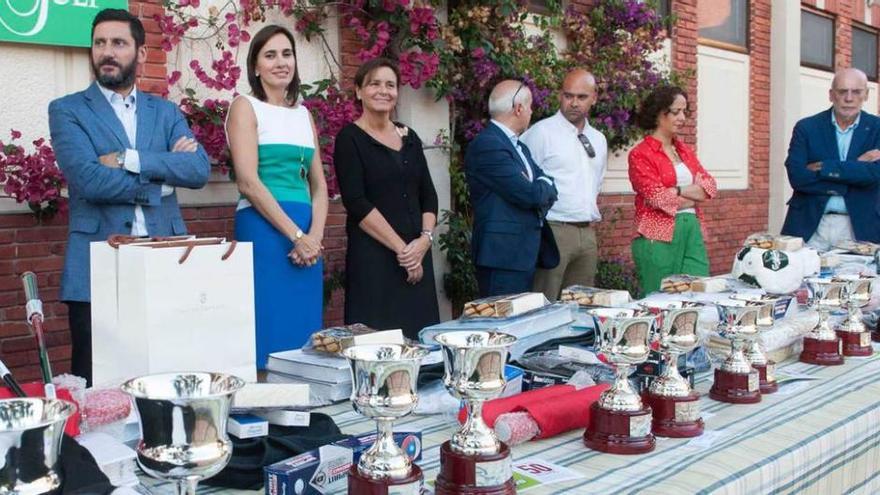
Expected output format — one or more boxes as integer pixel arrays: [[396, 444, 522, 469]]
[[521, 69, 607, 300], [465, 79, 559, 297], [782, 68, 880, 249]]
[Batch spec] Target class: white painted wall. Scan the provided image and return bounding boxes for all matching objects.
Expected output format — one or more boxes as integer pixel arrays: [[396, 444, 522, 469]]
[[696, 44, 750, 190]]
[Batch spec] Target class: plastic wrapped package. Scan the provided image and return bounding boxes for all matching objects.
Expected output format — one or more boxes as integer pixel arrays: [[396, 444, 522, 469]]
[[304, 323, 375, 355], [559, 286, 631, 307], [461, 292, 549, 319]]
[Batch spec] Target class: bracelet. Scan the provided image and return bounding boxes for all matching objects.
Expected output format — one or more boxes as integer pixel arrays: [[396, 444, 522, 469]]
[[421, 230, 434, 244]]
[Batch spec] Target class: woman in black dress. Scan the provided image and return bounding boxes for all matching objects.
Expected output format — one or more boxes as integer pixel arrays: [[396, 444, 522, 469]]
[[334, 58, 440, 339]]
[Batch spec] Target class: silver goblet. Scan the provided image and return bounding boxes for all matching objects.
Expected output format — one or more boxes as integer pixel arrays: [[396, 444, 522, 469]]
[[731, 293, 783, 393], [0, 398, 75, 495], [709, 301, 762, 403], [800, 278, 848, 365], [343, 343, 428, 493], [121, 372, 245, 495], [833, 274, 876, 355], [434, 330, 517, 494]]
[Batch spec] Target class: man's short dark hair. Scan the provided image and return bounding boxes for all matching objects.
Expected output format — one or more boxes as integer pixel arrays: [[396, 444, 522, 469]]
[[636, 85, 689, 131], [91, 9, 145, 48]]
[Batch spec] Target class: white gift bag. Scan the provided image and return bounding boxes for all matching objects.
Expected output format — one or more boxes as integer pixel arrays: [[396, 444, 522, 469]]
[[91, 237, 257, 386]]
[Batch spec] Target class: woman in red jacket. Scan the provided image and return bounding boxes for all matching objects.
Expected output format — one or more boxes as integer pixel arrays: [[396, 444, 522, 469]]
[[628, 86, 717, 296]]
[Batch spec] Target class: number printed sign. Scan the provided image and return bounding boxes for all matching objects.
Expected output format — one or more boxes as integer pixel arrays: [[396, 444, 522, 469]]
[[512, 458, 585, 491], [0, 0, 128, 48]]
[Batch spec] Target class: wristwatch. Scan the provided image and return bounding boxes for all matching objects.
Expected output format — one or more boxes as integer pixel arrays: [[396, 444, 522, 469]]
[[115, 150, 126, 169], [421, 230, 434, 244], [293, 229, 304, 243]]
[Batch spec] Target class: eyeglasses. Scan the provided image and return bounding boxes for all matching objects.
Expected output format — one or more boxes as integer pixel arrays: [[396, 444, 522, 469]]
[[512, 80, 526, 110], [833, 88, 866, 98], [577, 133, 596, 158]]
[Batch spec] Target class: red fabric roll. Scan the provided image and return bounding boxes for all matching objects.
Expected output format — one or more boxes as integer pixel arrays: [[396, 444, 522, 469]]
[[518, 383, 610, 439], [457, 384, 576, 427], [0, 383, 81, 436]]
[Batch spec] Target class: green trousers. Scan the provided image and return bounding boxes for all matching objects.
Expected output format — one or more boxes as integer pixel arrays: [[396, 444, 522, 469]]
[[631, 213, 709, 297]]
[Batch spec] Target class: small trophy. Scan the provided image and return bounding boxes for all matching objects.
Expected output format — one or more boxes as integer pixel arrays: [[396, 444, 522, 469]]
[[709, 301, 762, 404], [342, 344, 428, 495], [731, 293, 783, 394], [434, 331, 517, 495], [640, 301, 704, 438], [121, 372, 245, 495], [800, 278, 847, 365], [0, 398, 75, 494], [833, 274, 876, 356], [584, 308, 657, 454]]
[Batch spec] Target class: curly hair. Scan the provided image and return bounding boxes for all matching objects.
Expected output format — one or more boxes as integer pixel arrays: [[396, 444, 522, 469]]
[[636, 85, 689, 131]]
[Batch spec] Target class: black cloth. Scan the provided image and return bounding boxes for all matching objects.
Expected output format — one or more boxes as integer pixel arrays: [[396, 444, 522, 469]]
[[203, 413, 349, 491], [334, 123, 440, 339], [65, 301, 92, 387], [61, 435, 115, 494]]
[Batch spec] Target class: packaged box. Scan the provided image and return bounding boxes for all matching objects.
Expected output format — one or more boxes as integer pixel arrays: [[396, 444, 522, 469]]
[[265, 444, 352, 495], [462, 292, 548, 318], [521, 368, 569, 391], [227, 414, 268, 439], [690, 276, 729, 293], [501, 365, 524, 398], [659, 275, 699, 294], [559, 286, 631, 307], [332, 431, 422, 464]]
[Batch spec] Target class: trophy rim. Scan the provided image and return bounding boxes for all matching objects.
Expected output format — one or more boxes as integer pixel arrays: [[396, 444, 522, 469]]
[[0, 397, 76, 432], [433, 330, 517, 349], [121, 371, 246, 400], [342, 343, 430, 363]]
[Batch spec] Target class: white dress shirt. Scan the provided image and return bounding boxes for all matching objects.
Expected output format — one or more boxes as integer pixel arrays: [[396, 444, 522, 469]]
[[97, 84, 174, 236], [521, 111, 607, 222]]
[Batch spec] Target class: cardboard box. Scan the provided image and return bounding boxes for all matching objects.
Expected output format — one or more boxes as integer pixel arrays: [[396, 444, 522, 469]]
[[333, 431, 422, 464], [227, 414, 268, 439], [265, 444, 352, 495]]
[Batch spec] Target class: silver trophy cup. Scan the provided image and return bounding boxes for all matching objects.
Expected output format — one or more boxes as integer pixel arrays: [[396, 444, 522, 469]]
[[805, 278, 848, 340], [435, 331, 516, 457], [730, 294, 780, 367], [343, 344, 428, 481], [640, 302, 701, 397], [714, 301, 761, 374], [588, 308, 656, 412], [0, 398, 75, 495], [834, 274, 875, 334], [121, 372, 245, 495]]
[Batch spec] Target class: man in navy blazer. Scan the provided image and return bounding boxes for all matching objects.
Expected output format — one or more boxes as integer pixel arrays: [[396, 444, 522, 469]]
[[782, 68, 880, 249], [466, 80, 559, 297], [48, 9, 210, 384]]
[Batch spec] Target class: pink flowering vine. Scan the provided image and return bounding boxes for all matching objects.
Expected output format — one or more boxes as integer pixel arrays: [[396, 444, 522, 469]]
[[0, 130, 66, 218]]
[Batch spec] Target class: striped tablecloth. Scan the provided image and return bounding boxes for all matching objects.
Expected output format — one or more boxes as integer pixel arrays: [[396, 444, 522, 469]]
[[142, 347, 880, 495]]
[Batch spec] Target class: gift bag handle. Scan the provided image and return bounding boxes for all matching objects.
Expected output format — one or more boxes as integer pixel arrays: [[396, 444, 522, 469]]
[[107, 235, 238, 264], [107, 234, 191, 248]]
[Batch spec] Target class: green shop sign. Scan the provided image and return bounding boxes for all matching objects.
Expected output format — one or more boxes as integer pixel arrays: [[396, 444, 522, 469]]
[[0, 0, 129, 48]]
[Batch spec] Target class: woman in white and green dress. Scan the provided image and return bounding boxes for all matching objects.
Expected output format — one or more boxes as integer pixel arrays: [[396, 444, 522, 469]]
[[226, 25, 328, 367]]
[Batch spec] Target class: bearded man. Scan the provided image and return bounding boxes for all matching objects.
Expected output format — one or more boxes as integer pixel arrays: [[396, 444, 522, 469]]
[[48, 8, 210, 385]]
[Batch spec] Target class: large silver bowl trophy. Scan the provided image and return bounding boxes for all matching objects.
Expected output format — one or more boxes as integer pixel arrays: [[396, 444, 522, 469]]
[[640, 301, 704, 437], [799, 278, 847, 365], [0, 397, 75, 494], [121, 372, 245, 495], [584, 308, 657, 454], [731, 293, 784, 394], [709, 301, 762, 404], [434, 330, 518, 495], [832, 274, 876, 356], [342, 343, 428, 495]]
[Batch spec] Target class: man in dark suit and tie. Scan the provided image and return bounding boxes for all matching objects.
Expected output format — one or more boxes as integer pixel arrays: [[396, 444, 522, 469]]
[[465, 79, 559, 297], [49, 9, 210, 384], [782, 68, 880, 249]]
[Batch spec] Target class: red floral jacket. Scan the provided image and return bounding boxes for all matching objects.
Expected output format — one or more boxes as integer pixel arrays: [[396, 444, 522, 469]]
[[628, 136, 718, 242]]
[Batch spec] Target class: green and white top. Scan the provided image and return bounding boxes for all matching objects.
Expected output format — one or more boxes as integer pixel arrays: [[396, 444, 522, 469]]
[[230, 94, 315, 210]]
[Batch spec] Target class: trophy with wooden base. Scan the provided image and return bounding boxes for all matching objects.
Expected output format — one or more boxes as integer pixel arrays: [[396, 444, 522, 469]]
[[800, 278, 847, 366], [731, 293, 782, 394], [640, 301, 704, 438], [343, 344, 429, 495], [434, 331, 517, 495], [584, 308, 657, 454], [833, 274, 875, 357], [709, 301, 762, 404]]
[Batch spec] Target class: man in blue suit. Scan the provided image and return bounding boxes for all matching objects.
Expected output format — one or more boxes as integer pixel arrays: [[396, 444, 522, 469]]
[[782, 68, 880, 250], [466, 80, 559, 297], [48, 9, 210, 384]]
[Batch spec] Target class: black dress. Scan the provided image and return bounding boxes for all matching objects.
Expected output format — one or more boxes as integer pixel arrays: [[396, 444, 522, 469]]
[[334, 123, 440, 339]]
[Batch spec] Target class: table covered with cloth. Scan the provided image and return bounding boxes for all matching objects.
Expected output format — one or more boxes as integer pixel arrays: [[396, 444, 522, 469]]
[[141, 333, 880, 494]]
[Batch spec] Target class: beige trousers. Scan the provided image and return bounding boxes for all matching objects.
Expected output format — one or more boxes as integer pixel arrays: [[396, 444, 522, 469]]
[[533, 221, 598, 301]]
